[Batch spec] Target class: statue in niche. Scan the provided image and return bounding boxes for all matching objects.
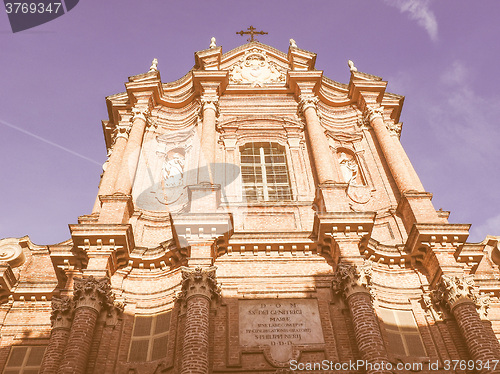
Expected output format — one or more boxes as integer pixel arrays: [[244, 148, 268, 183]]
[[162, 151, 185, 188], [338, 152, 360, 185], [338, 150, 372, 205]]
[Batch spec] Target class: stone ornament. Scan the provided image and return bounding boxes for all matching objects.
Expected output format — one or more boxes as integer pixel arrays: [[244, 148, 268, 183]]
[[51, 296, 74, 329], [229, 49, 286, 86], [431, 274, 477, 311], [289, 39, 297, 48], [332, 262, 372, 298], [200, 95, 219, 116], [348, 60, 357, 72], [149, 58, 158, 72], [73, 276, 115, 312], [177, 266, 221, 302], [386, 121, 402, 137], [0, 238, 25, 267], [131, 106, 151, 122], [363, 105, 384, 123], [477, 294, 490, 319], [209, 37, 216, 49], [297, 94, 319, 115]]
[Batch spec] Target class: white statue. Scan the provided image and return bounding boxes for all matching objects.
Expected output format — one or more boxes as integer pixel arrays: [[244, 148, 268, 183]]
[[348, 60, 357, 72], [210, 37, 217, 49], [162, 152, 185, 187], [289, 38, 297, 48], [339, 152, 359, 185], [149, 58, 158, 72]]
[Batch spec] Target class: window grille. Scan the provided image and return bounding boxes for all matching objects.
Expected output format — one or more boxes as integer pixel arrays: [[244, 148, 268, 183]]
[[3, 346, 45, 374], [128, 312, 171, 362], [240, 143, 292, 202], [378, 308, 426, 357]]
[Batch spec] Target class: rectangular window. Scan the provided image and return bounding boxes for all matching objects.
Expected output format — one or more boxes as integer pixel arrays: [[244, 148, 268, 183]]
[[3, 346, 46, 374], [128, 312, 171, 362], [240, 143, 292, 202], [378, 308, 426, 357]]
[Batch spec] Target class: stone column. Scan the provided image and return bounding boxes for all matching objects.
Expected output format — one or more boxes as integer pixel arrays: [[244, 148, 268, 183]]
[[333, 263, 391, 374], [198, 96, 218, 185], [365, 106, 420, 193], [432, 275, 500, 373], [92, 124, 131, 212], [114, 106, 150, 194], [57, 276, 114, 374], [39, 297, 74, 374], [178, 266, 220, 374], [298, 94, 337, 184]]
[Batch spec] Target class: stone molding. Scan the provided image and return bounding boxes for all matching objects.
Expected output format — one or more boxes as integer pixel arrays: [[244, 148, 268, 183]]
[[73, 276, 115, 312], [50, 296, 74, 329], [297, 94, 319, 115], [332, 262, 372, 299], [176, 266, 221, 303], [431, 274, 477, 311]]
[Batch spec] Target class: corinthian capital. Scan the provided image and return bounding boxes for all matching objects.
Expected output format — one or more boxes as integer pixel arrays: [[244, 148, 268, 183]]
[[297, 94, 319, 115], [363, 105, 384, 123], [131, 106, 151, 122], [113, 123, 131, 141], [73, 276, 115, 312], [200, 95, 219, 116], [431, 274, 477, 311], [332, 262, 372, 298], [177, 266, 221, 302], [51, 296, 74, 329]]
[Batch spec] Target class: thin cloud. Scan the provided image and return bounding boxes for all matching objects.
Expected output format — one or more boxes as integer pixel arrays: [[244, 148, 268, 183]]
[[384, 0, 438, 42], [0, 118, 101, 166]]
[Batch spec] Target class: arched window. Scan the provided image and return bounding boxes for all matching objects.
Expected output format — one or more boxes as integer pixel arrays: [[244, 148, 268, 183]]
[[240, 143, 292, 202]]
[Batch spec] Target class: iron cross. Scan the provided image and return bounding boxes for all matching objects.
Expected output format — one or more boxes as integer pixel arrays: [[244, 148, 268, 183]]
[[236, 25, 268, 42]]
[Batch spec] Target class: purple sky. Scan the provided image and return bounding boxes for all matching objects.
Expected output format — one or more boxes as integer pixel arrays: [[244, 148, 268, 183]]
[[1, 1, 499, 245]]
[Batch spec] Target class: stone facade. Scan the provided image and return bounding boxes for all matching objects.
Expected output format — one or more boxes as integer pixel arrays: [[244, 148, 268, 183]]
[[1, 41, 500, 374]]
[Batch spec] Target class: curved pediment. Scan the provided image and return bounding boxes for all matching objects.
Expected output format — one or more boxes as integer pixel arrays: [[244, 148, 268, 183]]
[[220, 42, 291, 87]]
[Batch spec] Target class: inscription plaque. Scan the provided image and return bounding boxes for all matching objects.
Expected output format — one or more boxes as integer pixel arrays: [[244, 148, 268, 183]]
[[239, 299, 324, 362]]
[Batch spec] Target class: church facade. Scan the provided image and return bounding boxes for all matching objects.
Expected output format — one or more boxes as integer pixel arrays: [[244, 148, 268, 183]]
[[0, 40, 499, 374]]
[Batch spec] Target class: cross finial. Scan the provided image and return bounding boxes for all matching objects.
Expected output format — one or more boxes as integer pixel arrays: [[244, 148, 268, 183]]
[[236, 25, 268, 42]]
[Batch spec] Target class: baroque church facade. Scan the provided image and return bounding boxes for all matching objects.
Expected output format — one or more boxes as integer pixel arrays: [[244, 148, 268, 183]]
[[0, 40, 499, 374]]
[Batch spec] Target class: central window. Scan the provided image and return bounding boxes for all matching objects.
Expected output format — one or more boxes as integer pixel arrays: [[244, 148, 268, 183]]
[[240, 143, 292, 202]]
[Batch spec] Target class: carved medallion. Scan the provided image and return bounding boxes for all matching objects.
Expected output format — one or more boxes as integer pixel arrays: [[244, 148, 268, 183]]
[[229, 49, 286, 86]]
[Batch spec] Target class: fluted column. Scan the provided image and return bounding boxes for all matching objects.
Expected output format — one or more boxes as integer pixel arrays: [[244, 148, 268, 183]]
[[40, 297, 74, 374], [432, 275, 500, 373], [298, 94, 337, 184], [57, 276, 114, 374], [114, 106, 150, 194], [333, 263, 391, 374], [178, 266, 220, 374], [365, 106, 419, 193], [198, 96, 218, 184]]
